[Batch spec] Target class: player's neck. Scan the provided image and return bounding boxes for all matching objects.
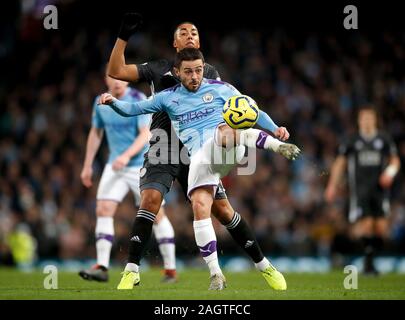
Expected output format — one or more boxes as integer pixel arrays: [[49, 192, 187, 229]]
[[360, 129, 377, 141], [111, 88, 129, 99]]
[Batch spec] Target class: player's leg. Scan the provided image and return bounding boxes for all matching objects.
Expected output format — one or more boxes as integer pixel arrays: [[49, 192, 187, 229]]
[[211, 196, 287, 290], [118, 161, 175, 289], [190, 186, 226, 290], [187, 141, 229, 290], [153, 207, 177, 283], [217, 124, 300, 160], [357, 216, 377, 274], [79, 164, 127, 282], [126, 165, 177, 283]]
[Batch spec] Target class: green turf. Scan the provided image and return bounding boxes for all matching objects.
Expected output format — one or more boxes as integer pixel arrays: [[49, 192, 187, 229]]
[[1, 267, 405, 300]]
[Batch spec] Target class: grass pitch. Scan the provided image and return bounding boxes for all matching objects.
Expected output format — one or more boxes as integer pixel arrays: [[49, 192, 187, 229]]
[[1, 267, 405, 300]]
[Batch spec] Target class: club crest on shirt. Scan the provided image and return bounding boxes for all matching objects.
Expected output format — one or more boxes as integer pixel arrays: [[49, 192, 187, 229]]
[[373, 138, 383, 150], [140, 167, 147, 178], [202, 93, 214, 103]]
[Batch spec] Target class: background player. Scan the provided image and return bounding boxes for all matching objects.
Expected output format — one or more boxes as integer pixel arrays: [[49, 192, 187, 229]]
[[78, 72, 176, 282], [325, 105, 400, 274]]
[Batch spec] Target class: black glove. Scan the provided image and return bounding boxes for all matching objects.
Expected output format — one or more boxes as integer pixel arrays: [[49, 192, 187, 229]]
[[118, 13, 143, 41]]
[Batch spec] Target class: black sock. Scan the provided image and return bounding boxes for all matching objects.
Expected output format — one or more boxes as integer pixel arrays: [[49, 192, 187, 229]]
[[225, 212, 265, 263], [361, 236, 375, 271], [128, 209, 156, 265]]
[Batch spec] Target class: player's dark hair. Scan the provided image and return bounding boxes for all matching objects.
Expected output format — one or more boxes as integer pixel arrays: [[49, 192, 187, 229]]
[[174, 48, 205, 69]]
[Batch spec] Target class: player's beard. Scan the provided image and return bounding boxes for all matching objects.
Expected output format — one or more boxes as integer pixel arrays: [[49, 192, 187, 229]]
[[186, 79, 201, 92]]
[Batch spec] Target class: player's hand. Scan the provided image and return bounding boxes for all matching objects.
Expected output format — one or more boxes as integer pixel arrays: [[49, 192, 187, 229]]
[[324, 184, 337, 203], [112, 154, 130, 171], [379, 172, 394, 189], [98, 93, 114, 105], [118, 13, 143, 41], [274, 127, 290, 141], [81, 166, 93, 188]]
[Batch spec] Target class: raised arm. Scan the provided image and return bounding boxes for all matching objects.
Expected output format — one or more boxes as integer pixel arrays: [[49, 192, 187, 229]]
[[107, 13, 143, 82]]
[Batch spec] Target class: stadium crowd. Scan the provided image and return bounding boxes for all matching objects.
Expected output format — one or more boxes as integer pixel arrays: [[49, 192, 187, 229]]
[[1, 2, 405, 268]]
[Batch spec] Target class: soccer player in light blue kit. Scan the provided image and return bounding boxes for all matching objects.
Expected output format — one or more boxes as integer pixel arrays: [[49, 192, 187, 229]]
[[79, 73, 177, 282], [100, 48, 300, 290]]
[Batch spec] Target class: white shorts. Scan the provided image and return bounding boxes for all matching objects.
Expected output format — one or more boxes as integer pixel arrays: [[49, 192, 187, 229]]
[[97, 164, 142, 205], [187, 137, 245, 198]]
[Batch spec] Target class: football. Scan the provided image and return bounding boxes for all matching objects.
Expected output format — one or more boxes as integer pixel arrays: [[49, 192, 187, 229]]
[[222, 95, 259, 129]]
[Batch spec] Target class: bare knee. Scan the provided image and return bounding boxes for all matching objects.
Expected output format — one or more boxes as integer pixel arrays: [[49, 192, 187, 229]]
[[191, 188, 213, 220], [217, 125, 237, 147], [140, 189, 163, 214], [96, 201, 118, 217]]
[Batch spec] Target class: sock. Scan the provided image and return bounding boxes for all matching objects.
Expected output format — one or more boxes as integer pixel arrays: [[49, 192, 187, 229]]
[[153, 215, 176, 271], [193, 218, 222, 276], [128, 209, 156, 265], [361, 236, 376, 271], [239, 128, 283, 151], [95, 217, 114, 268], [254, 258, 272, 272], [124, 262, 139, 273], [225, 212, 265, 264]]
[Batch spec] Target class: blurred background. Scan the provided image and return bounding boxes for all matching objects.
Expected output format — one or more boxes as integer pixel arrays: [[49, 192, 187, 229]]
[[1, 0, 405, 272]]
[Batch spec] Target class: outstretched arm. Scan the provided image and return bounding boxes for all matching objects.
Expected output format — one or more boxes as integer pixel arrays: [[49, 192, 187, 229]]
[[257, 110, 289, 141], [98, 93, 162, 117]]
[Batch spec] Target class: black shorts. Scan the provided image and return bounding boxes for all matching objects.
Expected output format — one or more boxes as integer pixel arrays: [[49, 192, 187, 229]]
[[139, 158, 227, 201], [348, 189, 390, 223]]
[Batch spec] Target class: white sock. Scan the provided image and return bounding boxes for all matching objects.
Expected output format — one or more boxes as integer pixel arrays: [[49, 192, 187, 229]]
[[254, 257, 272, 272], [193, 218, 222, 276], [124, 262, 139, 273], [95, 217, 114, 268], [239, 128, 283, 151], [153, 215, 176, 270]]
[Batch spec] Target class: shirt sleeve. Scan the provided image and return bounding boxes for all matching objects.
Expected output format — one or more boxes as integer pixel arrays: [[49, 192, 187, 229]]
[[383, 133, 398, 156], [337, 136, 352, 156], [91, 97, 104, 128], [256, 110, 279, 132], [136, 60, 168, 82], [109, 93, 165, 117], [137, 114, 151, 130], [205, 63, 221, 80]]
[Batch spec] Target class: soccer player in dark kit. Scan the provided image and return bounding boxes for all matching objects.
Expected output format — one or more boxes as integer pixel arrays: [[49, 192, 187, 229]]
[[325, 105, 400, 275]]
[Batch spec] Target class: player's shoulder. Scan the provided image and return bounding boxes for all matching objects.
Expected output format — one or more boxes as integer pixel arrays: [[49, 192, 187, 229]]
[[204, 63, 219, 78], [204, 79, 238, 93], [128, 87, 147, 101], [377, 130, 393, 141], [339, 133, 357, 147], [160, 83, 182, 94]]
